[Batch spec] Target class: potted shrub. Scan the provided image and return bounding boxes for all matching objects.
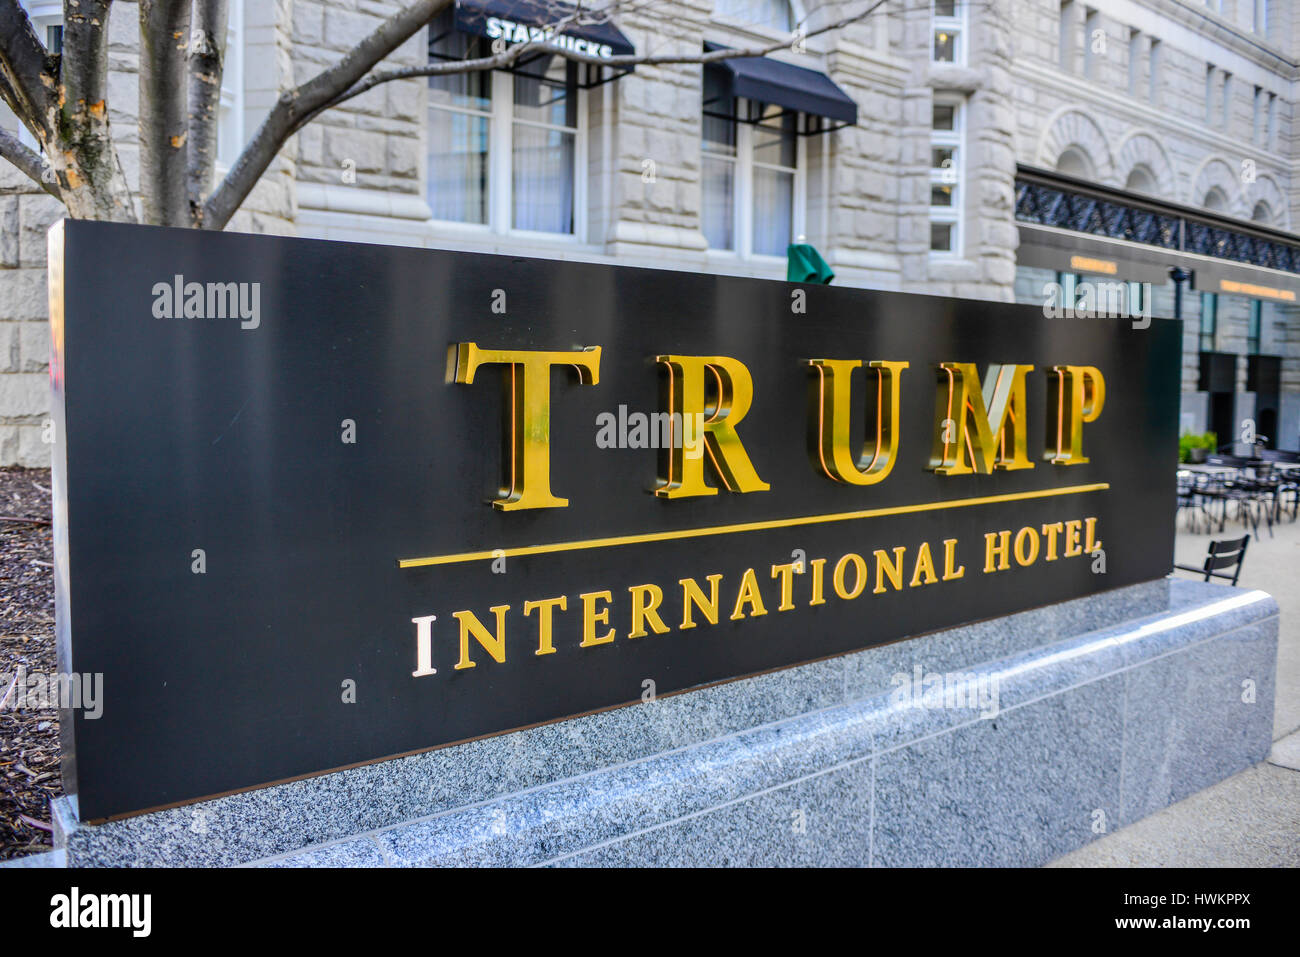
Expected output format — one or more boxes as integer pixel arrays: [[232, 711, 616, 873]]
[[1179, 431, 1216, 464]]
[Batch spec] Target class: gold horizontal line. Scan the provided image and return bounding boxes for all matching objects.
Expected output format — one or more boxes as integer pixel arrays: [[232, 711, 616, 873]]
[[397, 482, 1110, 569]]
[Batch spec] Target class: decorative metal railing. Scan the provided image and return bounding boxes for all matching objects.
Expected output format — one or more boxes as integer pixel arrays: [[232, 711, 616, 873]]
[[1015, 167, 1300, 275]]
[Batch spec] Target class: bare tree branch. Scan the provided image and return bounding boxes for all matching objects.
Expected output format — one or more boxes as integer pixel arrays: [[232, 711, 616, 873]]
[[138, 0, 191, 226], [205, 0, 888, 230], [320, 0, 888, 118], [203, 0, 455, 230], [0, 126, 60, 198], [59, 0, 135, 221], [0, 0, 57, 139], [0, 71, 31, 130], [286, 1, 592, 149], [187, 0, 229, 224]]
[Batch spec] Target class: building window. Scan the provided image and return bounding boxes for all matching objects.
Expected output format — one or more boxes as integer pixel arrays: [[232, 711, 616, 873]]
[[428, 30, 493, 225], [512, 60, 579, 233], [1127, 28, 1141, 97], [702, 88, 803, 258], [1253, 85, 1264, 144], [1221, 72, 1232, 131], [932, 1, 964, 65], [427, 29, 585, 237], [1256, 0, 1268, 34], [1267, 92, 1277, 150], [1148, 38, 1161, 102], [215, 0, 244, 170], [1248, 300, 1262, 354], [1083, 8, 1101, 80], [712, 0, 794, 32], [1199, 292, 1217, 352], [1058, 1, 1076, 72], [701, 70, 737, 253], [930, 99, 963, 254], [1205, 64, 1216, 124], [1056, 272, 1082, 311], [1127, 281, 1146, 318]]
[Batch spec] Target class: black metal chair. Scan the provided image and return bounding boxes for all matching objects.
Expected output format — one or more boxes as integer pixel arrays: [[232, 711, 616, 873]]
[[1177, 470, 1225, 534], [1174, 535, 1250, 586], [1259, 449, 1300, 522]]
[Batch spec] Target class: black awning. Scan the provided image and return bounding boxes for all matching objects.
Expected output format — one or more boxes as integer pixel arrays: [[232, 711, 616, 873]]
[[704, 43, 857, 127], [453, 0, 635, 59]]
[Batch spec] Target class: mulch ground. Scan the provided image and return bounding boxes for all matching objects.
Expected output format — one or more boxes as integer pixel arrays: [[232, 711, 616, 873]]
[[0, 467, 58, 860]]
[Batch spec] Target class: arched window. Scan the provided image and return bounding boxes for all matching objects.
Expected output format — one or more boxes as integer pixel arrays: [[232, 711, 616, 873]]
[[1251, 201, 1273, 224], [713, 0, 794, 31], [1124, 165, 1157, 196], [1055, 147, 1094, 180], [1203, 188, 1228, 213]]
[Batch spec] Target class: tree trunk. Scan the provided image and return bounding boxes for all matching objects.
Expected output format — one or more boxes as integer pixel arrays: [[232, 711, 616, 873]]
[[186, 0, 230, 224], [138, 0, 192, 226], [55, 0, 136, 222]]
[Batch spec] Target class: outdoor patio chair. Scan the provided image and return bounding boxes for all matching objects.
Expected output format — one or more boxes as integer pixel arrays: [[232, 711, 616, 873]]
[[1173, 535, 1251, 587]]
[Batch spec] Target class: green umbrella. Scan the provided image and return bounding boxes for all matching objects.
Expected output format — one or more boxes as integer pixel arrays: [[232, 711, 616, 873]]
[[787, 242, 834, 284]]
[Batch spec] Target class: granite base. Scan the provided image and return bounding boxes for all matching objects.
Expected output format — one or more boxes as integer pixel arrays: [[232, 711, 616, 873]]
[[50, 579, 1277, 867]]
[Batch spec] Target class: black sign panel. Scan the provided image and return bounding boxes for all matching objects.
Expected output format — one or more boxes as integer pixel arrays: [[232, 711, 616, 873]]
[[50, 220, 1181, 819]]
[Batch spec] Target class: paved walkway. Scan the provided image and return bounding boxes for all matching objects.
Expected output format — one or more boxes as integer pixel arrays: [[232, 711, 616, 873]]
[[1051, 507, 1300, 867]]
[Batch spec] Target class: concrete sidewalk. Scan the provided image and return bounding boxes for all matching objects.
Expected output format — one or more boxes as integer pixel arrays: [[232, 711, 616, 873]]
[[1051, 508, 1300, 867]]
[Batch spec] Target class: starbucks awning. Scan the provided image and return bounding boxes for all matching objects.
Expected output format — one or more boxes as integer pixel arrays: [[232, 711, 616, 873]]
[[451, 0, 636, 59], [704, 42, 857, 132]]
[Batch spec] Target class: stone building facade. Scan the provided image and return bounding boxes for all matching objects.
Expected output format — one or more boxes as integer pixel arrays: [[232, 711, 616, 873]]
[[2, 0, 1299, 464]]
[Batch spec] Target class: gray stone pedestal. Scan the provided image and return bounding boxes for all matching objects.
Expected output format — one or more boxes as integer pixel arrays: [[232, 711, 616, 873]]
[[52, 578, 1277, 866]]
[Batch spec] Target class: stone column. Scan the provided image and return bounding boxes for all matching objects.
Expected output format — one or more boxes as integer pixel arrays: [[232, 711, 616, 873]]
[[603, 0, 711, 260]]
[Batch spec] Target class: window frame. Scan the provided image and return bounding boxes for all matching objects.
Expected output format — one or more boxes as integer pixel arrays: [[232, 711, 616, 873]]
[[1082, 7, 1101, 81], [701, 97, 807, 261], [1147, 38, 1161, 103], [1199, 292, 1218, 352], [931, 0, 966, 66], [1126, 27, 1142, 97], [711, 0, 796, 33], [1221, 71, 1232, 131], [929, 96, 965, 257], [1247, 300, 1262, 355], [426, 48, 589, 243], [214, 0, 245, 174]]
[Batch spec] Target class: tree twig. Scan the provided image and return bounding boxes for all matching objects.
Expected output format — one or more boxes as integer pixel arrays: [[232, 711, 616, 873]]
[[0, 127, 60, 198]]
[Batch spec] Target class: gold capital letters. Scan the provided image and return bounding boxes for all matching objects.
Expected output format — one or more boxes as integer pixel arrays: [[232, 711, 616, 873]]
[[809, 359, 909, 485], [628, 584, 670, 638], [929, 363, 1035, 475], [655, 355, 769, 498], [523, 596, 567, 656], [1046, 365, 1106, 465], [451, 342, 601, 510], [452, 605, 510, 670]]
